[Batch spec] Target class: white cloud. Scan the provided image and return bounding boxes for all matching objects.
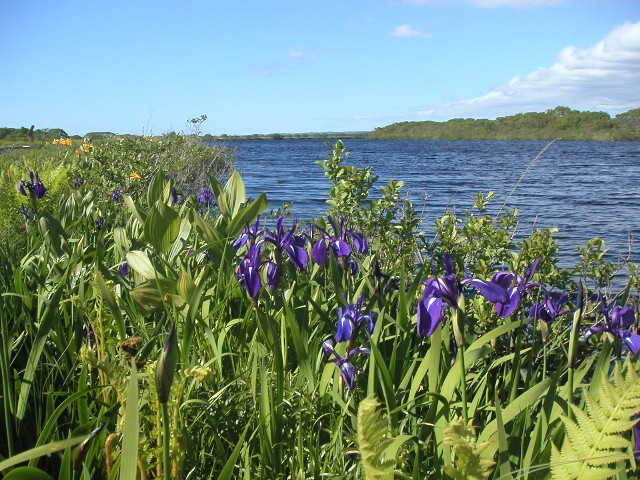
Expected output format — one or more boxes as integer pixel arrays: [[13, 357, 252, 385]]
[[399, 0, 563, 7], [417, 21, 640, 119], [391, 24, 432, 38], [288, 50, 307, 58]]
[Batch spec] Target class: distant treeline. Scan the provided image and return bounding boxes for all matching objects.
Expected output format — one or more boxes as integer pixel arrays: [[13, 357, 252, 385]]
[[201, 132, 368, 141], [369, 106, 640, 141], [0, 127, 81, 145]]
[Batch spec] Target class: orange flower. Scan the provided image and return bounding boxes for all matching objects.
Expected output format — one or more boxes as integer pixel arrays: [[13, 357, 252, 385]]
[[130, 171, 142, 180]]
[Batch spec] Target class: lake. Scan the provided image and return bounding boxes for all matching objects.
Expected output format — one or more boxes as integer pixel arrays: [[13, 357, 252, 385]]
[[223, 139, 640, 270]]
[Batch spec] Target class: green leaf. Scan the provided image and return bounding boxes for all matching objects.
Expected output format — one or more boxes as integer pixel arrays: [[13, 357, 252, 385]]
[[227, 193, 268, 238], [119, 362, 139, 480], [16, 278, 66, 419], [126, 250, 164, 280], [129, 278, 176, 312], [144, 201, 180, 254], [94, 268, 126, 340], [0, 437, 86, 472], [2, 466, 54, 480], [222, 170, 247, 217], [217, 422, 251, 480]]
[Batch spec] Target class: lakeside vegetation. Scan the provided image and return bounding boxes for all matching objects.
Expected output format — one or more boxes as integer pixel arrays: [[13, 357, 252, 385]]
[[1, 130, 640, 478], [370, 106, 640, 141], [5, 107, 640, 145]]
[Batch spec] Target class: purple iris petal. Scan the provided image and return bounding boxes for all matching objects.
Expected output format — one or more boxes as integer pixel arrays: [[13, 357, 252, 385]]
[[613, 306, 635, 330], [311, 239, 329, 266], [112, 188, 122, 202], [322, 339, 370, 391], [335, 295, 375, 343], [585, 295, 638, 352], [198, 188, 215, 204], [417, 296, 444, 337], [350, 231, 369, 254], [119, 262, 130, 277], [469, 279, 510, 304], [339, 361, 357, 391], [236, 244, 263, 301], [265, 261, 280, 290], [311, 216, 367, 268], [469, 259, 540, 318], [18, 171, 47, 199], [330, 238, 352, 258], [623, 333, 640, 356], [529, 291, 571, 324]]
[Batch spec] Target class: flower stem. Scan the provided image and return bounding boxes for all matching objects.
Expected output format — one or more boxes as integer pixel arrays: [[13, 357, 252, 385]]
[[160, 402, 171, 480]]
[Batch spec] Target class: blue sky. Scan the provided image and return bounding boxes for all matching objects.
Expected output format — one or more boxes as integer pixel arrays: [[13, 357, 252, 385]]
[[1, 0, 639, 135]]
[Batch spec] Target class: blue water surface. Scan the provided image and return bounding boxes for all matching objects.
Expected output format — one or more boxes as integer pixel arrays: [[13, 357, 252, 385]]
[[222, 139, 640, 268]]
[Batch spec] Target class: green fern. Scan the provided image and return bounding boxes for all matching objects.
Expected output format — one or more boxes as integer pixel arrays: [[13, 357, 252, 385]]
[[551, 362, 640, 480], [357, 395, 404, 480], [443, 416, 495, 480]]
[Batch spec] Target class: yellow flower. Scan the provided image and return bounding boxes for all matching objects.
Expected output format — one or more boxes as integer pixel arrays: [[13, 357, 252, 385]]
[[130, 171, 142, 180], [82, 143, 93, 151]]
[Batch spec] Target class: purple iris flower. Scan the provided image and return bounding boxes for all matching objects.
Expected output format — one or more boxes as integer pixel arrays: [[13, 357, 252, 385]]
[[112, 188, 122, 202], [311, 216, 368, 267], [335, 294, 376, 343], [236, 243, 263, 304], [417, 253, 461, 337], [171, 187, 180, 205], [74, 176, 85, 188], [119, 262, 130, 277], [585, 295, 640, 355], [95, 216, 105, 230], [18, 171, 47, 199], [198, 188, 215, 204], [264, 216, 308, 271], [468, 259, 541, 318], [322, 339, 370, 391], [19, 205, 32, 220], [529, 291, 572, 324], [233, 218, 263, 251]]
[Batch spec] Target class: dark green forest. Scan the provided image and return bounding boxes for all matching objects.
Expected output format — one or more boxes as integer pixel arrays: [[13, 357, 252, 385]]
[[369, 106, 640, 140]]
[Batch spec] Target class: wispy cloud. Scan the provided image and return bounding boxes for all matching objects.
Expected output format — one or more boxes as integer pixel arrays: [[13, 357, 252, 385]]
[[288, 50, 307, 59], [391, 24, 432, 38], [399, 0, 564, 7], [245, 50, 311, 77], [416, 21, 640, 119]]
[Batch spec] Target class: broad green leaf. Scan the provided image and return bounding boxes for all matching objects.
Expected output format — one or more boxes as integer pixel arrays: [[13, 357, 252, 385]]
[[126, 250, 163, 280], [144, 201, 180, 254], [129, 278, 176, 312], [223, 170, 246, 217], [122, 194, 146, 224], [146, 169, 170, 207], [227, 193, 268, 238]]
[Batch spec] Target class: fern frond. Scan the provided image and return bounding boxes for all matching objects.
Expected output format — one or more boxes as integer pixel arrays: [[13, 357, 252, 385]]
[[551, 362, 640, 480], [356, 396, 396, 480], [443, 415, 495, 480]]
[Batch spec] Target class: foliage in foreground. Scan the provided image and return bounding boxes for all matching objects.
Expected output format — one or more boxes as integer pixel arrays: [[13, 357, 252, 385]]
[[0, 139, 639, 479]]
